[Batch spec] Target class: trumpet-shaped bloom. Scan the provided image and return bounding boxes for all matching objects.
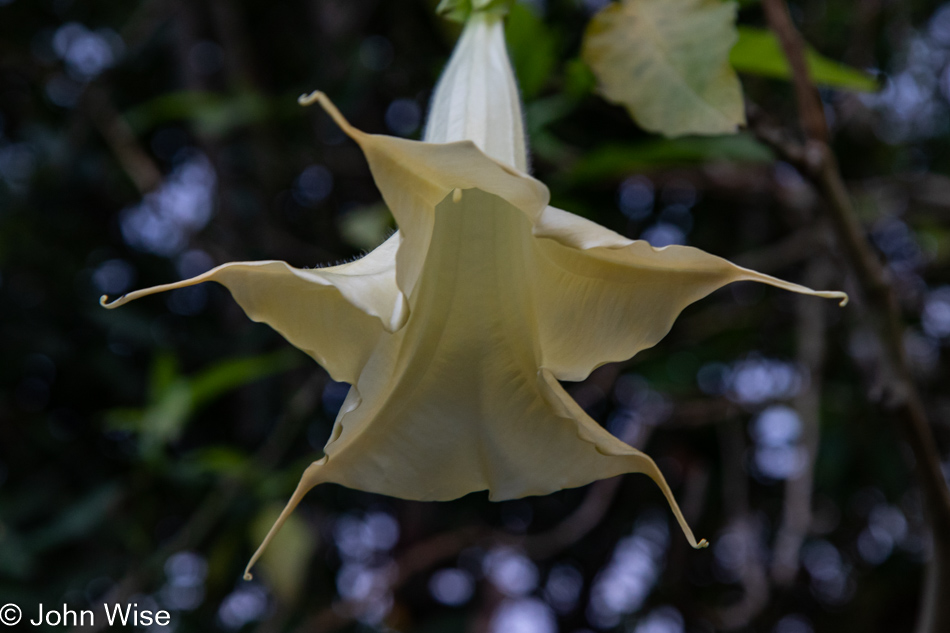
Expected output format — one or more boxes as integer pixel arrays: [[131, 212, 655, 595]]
[[102, 11, 845, 578]]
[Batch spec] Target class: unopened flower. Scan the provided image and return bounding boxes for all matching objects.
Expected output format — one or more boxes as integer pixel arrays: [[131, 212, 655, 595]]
[[102, 8, 845, 578]]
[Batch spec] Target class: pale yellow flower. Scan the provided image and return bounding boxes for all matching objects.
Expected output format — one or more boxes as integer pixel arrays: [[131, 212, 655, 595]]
[[102, 10, 846, 579]]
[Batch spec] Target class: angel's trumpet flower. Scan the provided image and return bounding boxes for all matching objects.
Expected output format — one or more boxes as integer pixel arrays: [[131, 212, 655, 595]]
[[102, 7, 846, 579]]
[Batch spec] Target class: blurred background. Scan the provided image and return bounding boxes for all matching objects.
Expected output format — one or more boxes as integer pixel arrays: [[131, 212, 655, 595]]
[[2, 0, 950, 632]]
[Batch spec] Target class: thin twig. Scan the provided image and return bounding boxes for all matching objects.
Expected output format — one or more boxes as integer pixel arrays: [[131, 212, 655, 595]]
[[82, 87, 162, 195], [760, 0, 827, 143], [732, 226, 821, 274], [526, 477, 624, 560]]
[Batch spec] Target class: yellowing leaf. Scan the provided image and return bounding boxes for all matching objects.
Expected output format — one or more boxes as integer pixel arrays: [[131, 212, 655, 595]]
[[505, 2, 557, 100], [582, 0, 745, 137]]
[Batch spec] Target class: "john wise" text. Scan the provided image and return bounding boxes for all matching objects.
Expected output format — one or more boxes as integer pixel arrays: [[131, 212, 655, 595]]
[[28, 603, 171, 627]]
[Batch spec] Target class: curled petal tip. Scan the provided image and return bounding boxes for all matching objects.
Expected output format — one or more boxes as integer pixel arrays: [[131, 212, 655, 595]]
[[297, 90, 359, 140], [697, 538, 709, 549], [100, 294, 122, 309], [243, 571, 253, 582], [298, 90, 325, 106], [819, 291, 848, 307]]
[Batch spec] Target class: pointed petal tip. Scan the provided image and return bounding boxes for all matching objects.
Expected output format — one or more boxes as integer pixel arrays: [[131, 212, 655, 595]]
[[736, 267, 849, 310], [298, 90, 360, 140], [244, 459, 326, 585]]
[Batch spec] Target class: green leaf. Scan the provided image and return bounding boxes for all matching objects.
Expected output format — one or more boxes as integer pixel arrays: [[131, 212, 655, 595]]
[[27, 484, 121, 552], [730, 26, 878, 92], [338, 203, 394, 251], [189, 349, 300, 410], [124, 91, 270, 137], [525, 95, 577, 136], [505, 3, 557, 100], [103, 407, 145, 432], [0, 530, 34, 578], [524, 95, 577, 163], [563, 58, 596, 98], [104, 350, 301, 458], [149, 351, 180, 401], [570, 133, 773, 182], [186, 446, 251, 476], [582, 0, 745, 137], [140, 379, 192, 457]]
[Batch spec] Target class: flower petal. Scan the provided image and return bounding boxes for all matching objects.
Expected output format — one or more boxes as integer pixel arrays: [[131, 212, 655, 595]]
[[537, 368, 707, 549], [532, 206, 847, 381], [100, 236, 405, 384], [299, 91, 547, 304], [423, 11, 528, 172], [244, 190, 708, 578]]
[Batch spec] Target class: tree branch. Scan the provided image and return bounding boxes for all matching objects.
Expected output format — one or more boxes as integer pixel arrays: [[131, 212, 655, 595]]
[[759, 2, 950, 630], [760, 0, 827, 143], [82, 87, 162, 195]]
